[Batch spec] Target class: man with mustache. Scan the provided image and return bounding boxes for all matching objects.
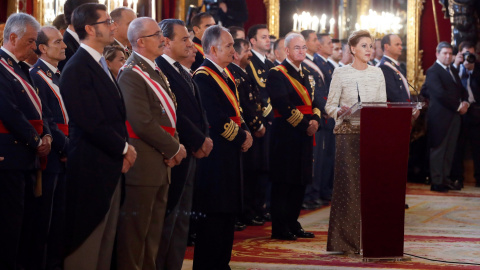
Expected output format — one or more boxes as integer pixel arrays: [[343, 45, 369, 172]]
[[29, 26, 70, 270], [116, 17, 186, 270], [228, 38, 267, 227], [59, 4, 137, 269]]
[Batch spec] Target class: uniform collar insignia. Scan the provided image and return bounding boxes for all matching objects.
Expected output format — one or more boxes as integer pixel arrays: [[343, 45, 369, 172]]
[[7, 58, 13, 67], [46, 70, 52, 78]]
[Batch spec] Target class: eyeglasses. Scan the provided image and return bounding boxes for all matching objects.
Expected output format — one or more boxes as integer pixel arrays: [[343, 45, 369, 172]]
[[90, 18, 114, 26], [138, 31, 164, 39]]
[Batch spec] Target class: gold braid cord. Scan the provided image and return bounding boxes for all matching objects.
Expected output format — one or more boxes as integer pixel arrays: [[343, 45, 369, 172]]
[[220, 119, 239, 141], [286, 109, 304, 127]]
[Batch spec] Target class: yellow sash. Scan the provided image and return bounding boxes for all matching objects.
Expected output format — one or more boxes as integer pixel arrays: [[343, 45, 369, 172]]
[[194, 43, 204, 56], [275, 65, 312, 106], [195, 66, 241, 117]]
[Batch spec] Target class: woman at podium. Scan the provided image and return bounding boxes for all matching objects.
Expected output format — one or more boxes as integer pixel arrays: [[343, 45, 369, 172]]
[[324, 30, 386, 254]]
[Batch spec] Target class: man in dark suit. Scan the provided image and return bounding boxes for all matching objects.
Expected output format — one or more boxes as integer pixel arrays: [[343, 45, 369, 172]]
[[229, 38, 267, 226], [266, 33, 321, 241], [451, 41, 480, 187], [424, 42, 469, 192], [116, 17, 186, 270], [0, 13, 51, 270], [218, 0, 248, 27], [59, 4, 137, 269], [379, 34, 411, 103], [301, 29, 329, 209], [29, 26, 69, 270], [155, 19, 212, 270], [193, 25, 253, 269], [191, 12, 216, 71], [110, 7, 136, 58], [58, 0, 98, 71], [245, 24, 275, 221], [312, 33, 335, 206]]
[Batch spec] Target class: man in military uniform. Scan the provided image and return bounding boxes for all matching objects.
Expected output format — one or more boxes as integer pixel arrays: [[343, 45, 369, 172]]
[[245, 24, 274, 220], [193, 25, 252, 269], [273, 37, 286, 66], [228, 38, 266, 226], [313, 33, 335, 205], [116, 17, 186, 270], [266, 33, 321, 241], [0, 13, 51, 269], [191, 12, 216, 71], [110, 7, 136, 58], [29, 26, 70, 270]]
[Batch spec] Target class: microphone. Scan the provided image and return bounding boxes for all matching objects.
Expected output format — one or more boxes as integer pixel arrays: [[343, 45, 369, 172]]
[[406, 81, 420, 103], [356, 82, 361, 103]]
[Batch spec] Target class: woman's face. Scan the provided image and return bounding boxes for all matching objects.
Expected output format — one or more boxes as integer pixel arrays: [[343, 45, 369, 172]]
[[107, 50, 126, 78], [351, 37, 373, 64]]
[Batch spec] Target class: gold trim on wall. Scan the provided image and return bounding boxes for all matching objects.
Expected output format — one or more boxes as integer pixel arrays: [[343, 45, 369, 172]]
[[263, 0, 279, 38], [176, 0, 186, 20], [406, 0, 426, 92]]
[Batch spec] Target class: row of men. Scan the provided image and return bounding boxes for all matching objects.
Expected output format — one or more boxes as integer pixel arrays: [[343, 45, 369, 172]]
[[0, 4, 321, 270]]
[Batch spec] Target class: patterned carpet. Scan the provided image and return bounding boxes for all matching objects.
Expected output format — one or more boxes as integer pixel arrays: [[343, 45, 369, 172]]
[[182, 183, 480, 269]]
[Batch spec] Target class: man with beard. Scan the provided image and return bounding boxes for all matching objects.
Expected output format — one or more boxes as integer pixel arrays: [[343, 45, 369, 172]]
[[60, 4, 137, 269]]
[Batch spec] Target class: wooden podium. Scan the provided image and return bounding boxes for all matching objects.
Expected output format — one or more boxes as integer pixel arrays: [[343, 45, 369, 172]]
[[341, 102, 422, 261]]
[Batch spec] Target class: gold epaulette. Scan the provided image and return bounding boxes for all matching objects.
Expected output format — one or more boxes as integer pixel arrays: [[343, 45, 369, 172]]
[[262, 103, 272, 117], [193, 70, 209, 77], [313, 108, 321, 118], [220, 119, 239, 141], [286, 109, 304, 127], [249, 61, 266, 88]]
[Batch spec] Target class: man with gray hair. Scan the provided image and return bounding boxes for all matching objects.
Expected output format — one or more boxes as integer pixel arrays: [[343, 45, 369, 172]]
[[110, 7, 136, 57], [0, 12, 52, 269], [266, 33, 320, 241], [424, 41, 469, 192], [193, 25, 252, 269], [116, 17, 186, 270], [29, 25, 69, 270]]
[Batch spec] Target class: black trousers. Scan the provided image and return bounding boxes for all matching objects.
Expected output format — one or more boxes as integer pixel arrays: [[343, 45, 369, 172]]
[[451, 116, 480, 183], [0, 170, 34, 270], [270, 182, 306, 235], [193, 213, 235, 270]]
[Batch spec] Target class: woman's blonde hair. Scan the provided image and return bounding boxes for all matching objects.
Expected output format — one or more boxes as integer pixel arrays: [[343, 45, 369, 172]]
[[103, 45, 125, 62], [347, 30, 372, 55]]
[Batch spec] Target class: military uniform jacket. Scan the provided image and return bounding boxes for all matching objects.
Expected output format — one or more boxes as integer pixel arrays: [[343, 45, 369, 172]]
[[112, 39, 131, 58], [58, 30, 79, 71], [228, 63, 264, 132], [379, 56, 411, 102], [193, 59, 249, 213], [191, 36, 205, 71], [156, 55, 209, 212], [424, 62, 468, 148], [118, 52, 180, 187], [246, 51, 275, 122], [266, 60, 321, 185], [60, 47, 127, 255], [30, 59, 69, 173], [313, 53, 334, 90], [0, 49, 51, 170], [311, 54, 335, 129]]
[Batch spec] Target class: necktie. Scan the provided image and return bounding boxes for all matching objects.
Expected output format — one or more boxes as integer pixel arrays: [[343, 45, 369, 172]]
[[99, 57, 111, 78], [446, 66, 456, 83], [174, 61, 195, 96]]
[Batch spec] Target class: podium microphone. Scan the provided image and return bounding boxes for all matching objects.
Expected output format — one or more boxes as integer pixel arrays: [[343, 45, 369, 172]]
[[356, 82, 361, 103], [406, 81, 420, 103]]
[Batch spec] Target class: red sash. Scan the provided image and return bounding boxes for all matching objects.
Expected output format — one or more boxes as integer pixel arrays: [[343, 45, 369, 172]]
[[273, 105, 313, 118], [0, 120, 43, 135], [56, 123, 69, 136], [125, 121, 175, 138], [230, 116, 241, 126]]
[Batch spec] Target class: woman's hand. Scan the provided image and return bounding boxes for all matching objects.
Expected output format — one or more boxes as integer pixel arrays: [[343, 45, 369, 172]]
[[338, 105, 350, 116]]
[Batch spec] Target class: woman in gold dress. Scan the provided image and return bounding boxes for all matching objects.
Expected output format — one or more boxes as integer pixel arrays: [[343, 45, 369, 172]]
[[325, 30, 386, 254]]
